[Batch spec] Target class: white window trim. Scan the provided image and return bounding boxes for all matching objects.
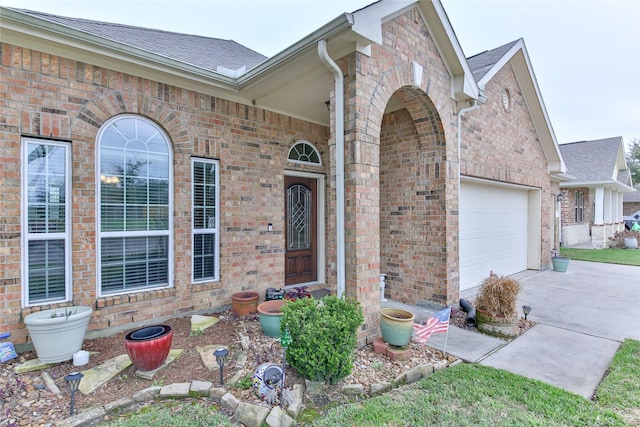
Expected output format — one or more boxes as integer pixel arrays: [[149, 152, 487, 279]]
[[21, 138, 72, 307], [96, 115, 174, 298], [191, 158, 220, 283]]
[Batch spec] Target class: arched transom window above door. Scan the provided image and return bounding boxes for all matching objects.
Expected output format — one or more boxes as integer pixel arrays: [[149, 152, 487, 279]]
[[287, 140, 321, 165]]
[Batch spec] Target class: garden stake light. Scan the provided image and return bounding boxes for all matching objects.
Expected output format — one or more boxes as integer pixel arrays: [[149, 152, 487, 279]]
[[522, 305, 532, 320], [213, 347, 229, 385], [64, 372, 83, 416]]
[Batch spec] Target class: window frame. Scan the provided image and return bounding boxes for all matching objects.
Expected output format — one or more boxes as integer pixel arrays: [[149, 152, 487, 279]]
[[21, 137, 72, 307], [287, 140, 322, 166], [574, 191, 584, 223], [96, 115, 174, 297], [191, 158, 220, 283]]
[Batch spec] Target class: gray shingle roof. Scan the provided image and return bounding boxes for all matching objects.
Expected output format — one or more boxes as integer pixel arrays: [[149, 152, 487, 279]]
[[10, 8, 268, 74], [466, 39, 520, 82], [559, 137, 626, 183]]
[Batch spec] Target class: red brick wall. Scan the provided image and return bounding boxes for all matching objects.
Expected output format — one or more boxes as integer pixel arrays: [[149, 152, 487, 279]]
[[0, 43, 330, 343]]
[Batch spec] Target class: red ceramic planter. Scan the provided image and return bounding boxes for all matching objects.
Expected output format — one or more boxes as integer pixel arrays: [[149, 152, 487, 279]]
[[124, 325, 173, 371]]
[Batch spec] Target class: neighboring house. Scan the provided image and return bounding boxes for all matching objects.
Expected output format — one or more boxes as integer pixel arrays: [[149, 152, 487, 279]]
[[623, 189, 640, 215], [0, 0, 566, 347], [559, 137, 635, 248]]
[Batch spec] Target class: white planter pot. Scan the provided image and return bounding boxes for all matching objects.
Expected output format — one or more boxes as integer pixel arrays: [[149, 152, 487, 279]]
[[24, 306, 93, 363], [624, 237, 638, 249]]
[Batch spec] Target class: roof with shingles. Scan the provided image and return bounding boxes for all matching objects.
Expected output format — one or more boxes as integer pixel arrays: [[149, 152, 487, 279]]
[[466, 39, 520, 82], [9, 8, 268, 73], [559, 137, 629, 185]]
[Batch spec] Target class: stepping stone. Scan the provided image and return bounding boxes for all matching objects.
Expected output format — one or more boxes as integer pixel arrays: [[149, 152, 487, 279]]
[[191, 315, 219, 332], [14, 358, 51, 374], [197, 344, 228, 370], [136, 349, 184, 379], [79, 354, 132, 395]]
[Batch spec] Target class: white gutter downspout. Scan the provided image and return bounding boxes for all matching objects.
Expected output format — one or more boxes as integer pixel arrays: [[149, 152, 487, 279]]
[[318, 40, 346, 298], [457, 101, 479, 191]]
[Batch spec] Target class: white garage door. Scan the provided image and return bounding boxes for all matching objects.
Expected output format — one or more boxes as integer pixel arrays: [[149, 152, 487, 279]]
[[460, 181, 529, 291]]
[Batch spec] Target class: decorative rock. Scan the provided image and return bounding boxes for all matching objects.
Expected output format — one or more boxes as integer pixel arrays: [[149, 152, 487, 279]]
[[197, 344, 228, 370], [55, 406, 106, 427], [190, 380, 213, 396], [286, 398, 303, 419], [132, 386, 162, 402], [104, 397, 134, 413], [159, 382, 190, 398], [434, 360, 448, 371], [210, 386, 226, 401], [79, 354, 132, 395], [393, 372, 406, 385], [232, 401, 270, 427], [405, 366, 423, 384], [42, 372, 60, 394], [13, 358, 51, 374], [305, 379, 325, 396], [240, 334, 251, 351], [227, 368, 246, 387], [190, 314, 219, 332], [341, 383, 365, 396], [135, 349, 184, 380], [292, 383, 304, 400], [370, 382, 392, 395], [266, 405, 296, 427], [221, 392, 240, 411], [417, 363, 434, 377], [235, 351, 247, 368]]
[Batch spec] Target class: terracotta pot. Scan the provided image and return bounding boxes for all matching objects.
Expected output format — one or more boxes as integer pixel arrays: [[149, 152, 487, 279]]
[[231, 291, 260, 316], [380, 308, 415, 347], [257, 299, 286, 337], [124, 325, 173, 371]]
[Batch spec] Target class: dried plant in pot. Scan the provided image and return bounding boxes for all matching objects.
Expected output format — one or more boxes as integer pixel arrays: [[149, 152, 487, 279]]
[[475, 272, 521, 338]]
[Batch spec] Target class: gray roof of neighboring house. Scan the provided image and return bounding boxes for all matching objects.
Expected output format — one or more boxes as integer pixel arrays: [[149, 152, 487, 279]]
[[9, 8, 268, 74], [624, 189, 640, 202], [559, 137, 630, 185], [466, 39, 520, 82]]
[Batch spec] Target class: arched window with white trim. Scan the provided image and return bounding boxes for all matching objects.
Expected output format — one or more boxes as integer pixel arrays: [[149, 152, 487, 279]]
[[97, 115, 173, 296], [287, 141, 321, 165]]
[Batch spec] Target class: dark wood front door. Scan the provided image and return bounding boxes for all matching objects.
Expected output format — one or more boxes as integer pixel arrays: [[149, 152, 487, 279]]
[[285, 176, 317, 285]]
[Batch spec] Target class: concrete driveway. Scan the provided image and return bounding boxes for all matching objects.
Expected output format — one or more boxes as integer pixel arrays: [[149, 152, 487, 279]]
[[479, 260, 640, 398]]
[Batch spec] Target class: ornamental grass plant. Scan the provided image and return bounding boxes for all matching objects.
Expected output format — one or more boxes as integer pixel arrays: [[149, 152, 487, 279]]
[[475, 271, 521, 318]]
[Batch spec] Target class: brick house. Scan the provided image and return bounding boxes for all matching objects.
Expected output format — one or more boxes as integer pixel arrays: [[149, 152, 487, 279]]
[[0, 0, 566, 347], [559, 137, 634, 248]]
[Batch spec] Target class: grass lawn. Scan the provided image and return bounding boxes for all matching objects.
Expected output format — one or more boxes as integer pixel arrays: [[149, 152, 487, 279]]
[[560, 247, 640, 266], [313, 363, 629, 426]]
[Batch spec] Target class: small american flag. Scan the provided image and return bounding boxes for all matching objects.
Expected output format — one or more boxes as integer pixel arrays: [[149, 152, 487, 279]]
[[413, 307, 451, 344]]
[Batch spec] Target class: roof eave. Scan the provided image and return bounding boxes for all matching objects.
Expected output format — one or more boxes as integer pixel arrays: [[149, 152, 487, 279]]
[[560, 180, 636, 192]]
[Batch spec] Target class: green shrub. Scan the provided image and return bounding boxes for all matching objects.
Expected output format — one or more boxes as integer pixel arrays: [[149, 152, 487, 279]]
[[281, 295, 364, 384]]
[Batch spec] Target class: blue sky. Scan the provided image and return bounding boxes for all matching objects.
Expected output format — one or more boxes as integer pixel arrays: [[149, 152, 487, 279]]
[[1, 0, 639, 148]]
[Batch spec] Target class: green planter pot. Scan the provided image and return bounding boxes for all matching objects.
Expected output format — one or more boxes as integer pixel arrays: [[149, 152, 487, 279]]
[[552, 256, 570, 272], [380, 308, 415, 347], [257, 299, 286, 337], [24, 306, 93, 363]]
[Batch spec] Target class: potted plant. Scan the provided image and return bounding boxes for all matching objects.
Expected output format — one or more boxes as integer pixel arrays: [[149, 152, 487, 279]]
[[257, 299, 287, 337], [475, 272, 521, 338], [551, 249, 570, 272], [124, 324, 173, 371], [380, 307, 415, 347], [24, 306, 93, 363], [231, 291, 260, 316]]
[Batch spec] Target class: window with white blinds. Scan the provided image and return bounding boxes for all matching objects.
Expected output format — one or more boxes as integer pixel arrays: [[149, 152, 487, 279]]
[[97, 116, 172, 295], [192, 159, 219, 282], [22, 139, 71, 306]]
